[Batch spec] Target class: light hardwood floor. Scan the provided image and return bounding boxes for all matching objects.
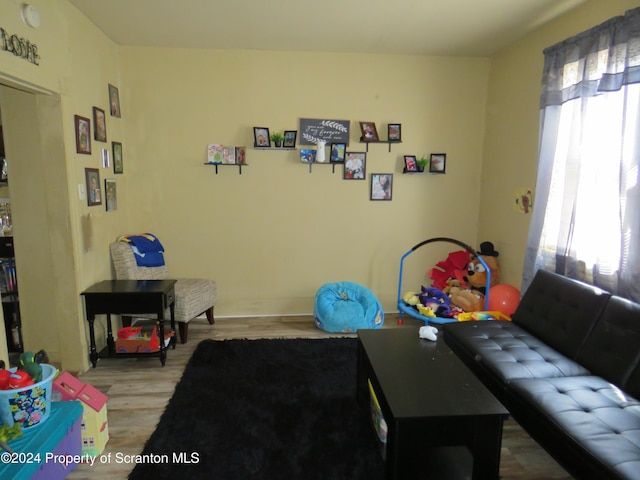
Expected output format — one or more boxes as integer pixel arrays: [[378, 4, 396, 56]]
[[66, 314, 572, 479]]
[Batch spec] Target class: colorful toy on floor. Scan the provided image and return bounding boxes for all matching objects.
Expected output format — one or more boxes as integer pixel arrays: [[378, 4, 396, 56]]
[[397, 237, 492, 325], [52, 372, 109, 457]]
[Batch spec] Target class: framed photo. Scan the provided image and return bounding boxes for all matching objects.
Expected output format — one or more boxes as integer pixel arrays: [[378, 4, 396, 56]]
[[404, 155, 418, 172], [85, 168, 101, 206], [344, 152, 366, 179], [388, 124, 401, 141], [283, 130, 297, 148], [105, 178, 117, 212], [112, 142, 123, 174], [300, 149, 316, 163], [371, 173, 393, 201], [429, 153, 447, 174], [359, 122, 379, 142], [93, 107, 107, 142], [101, 148, 110, 168], [108, 84, 121, 117], [236, 146, 247, 165], [330, 143, 346, 163], [74, 115, 91, 154], [254, 127, 271, 148]]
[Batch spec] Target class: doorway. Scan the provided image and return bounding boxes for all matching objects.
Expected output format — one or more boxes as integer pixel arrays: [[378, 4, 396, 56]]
[[0, 84, 86, 369]]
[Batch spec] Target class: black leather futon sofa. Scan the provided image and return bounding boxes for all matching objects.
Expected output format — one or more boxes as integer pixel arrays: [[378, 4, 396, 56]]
[[442, 269, 640, 480]]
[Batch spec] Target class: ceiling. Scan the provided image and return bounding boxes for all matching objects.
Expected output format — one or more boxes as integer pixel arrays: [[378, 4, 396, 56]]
[[67, 0, 586, 56]]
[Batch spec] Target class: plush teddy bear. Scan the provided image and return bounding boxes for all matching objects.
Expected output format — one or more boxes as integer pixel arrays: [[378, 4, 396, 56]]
[[465, 241, 501, 294], [448, 285, 484, 312]]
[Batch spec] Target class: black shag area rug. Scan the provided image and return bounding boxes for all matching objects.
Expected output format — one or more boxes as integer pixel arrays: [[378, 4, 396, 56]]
[[129, 337, 385, 480]]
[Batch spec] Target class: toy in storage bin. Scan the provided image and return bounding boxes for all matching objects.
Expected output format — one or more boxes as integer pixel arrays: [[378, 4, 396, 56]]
[[0, 363, 56, 429], [52, 371, 109, 456]]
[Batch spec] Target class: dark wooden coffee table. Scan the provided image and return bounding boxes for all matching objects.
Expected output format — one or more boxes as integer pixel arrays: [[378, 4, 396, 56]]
[[357, 327, 508, 480]]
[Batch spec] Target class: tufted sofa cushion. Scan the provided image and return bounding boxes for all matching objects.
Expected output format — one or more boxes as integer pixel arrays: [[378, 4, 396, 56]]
[[443, 320, 590, 384], [577, 296, 640, 398], [511, 269, 611, 359], [509, 375, 640, 480]]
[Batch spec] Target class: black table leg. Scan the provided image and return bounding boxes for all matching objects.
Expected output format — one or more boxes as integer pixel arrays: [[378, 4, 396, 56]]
[[88, 314, 98, 368], [169, 303, 176, 349], [471, 416, 504, 480], [106, 313, 116, 355]]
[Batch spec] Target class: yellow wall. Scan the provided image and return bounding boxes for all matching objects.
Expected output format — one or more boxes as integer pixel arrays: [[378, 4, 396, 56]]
[[121, 48, 490, 315], [0, 0, 635, 370], [479, 0, 640, 288], [0, 0, 128, 370]]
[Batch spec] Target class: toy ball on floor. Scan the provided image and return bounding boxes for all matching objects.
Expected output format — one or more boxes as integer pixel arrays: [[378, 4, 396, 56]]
[[488, 284, 520, 317]]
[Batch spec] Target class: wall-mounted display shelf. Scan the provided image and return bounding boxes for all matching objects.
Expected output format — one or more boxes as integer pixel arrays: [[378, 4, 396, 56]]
[[253, 147, 297, 151], [359, 139, 402, 153], [303, 162, 340, 174], [402, 168, 425, 174], [204, 163, 248, 175]]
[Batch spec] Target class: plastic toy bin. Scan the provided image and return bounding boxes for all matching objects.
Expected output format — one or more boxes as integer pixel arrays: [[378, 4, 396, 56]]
[[0, 401, 83, 480], [0, 363, 56, 429]]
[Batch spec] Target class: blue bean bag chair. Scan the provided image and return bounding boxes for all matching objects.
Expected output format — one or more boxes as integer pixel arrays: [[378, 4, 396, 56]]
[[314, 281, 384, 333]]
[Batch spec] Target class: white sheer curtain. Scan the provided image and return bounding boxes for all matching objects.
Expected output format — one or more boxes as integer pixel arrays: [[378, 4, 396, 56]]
[[523, 7, 640, 301]]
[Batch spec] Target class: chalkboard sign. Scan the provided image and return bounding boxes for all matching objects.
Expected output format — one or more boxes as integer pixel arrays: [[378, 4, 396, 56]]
[[299, 118, 350, 145]]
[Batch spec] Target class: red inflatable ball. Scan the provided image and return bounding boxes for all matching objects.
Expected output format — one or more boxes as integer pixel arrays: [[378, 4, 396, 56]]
[[487, 284, 521, 317]]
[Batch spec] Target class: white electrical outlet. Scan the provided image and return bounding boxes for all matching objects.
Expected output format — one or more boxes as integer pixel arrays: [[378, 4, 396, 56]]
[[78, 183, 86, 200]]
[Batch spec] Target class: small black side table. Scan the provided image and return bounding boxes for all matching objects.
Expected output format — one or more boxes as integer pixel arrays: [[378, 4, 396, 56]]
[[81, 279, 176, 367]]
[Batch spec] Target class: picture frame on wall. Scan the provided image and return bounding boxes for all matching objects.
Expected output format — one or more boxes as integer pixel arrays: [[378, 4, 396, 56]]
[[359, 122, 379, 142], [108, 84, 121, 117], [404, 155, 418, 172], [101, 148, 110, 168], [429, 153, 447, 174], [283, 130, 297, 148], [253, 127, 271, 148], [330, 143, 346, 163], [105, 178, 117, 212], [112, 142, 123, 174], [93, 107, 107, 142], [74, 115, 91, 154], [388, 124, 401, 141], [85, 168, 101, 206], [236, 146, 247, 165], [344, 152, 366, 179], [371, 173, 393, 201], [300, 149, 316, 163]]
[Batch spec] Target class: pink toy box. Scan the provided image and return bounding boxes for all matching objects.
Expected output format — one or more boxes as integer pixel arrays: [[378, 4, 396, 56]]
[[0, 401, 82, 480], [52, 372, 109, 457]]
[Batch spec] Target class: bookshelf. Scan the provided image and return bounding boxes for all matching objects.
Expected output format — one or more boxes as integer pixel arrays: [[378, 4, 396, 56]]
[[0, 237, 22, 354]]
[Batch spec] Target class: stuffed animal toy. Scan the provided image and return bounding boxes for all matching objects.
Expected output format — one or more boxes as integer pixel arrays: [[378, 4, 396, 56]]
[[448, 286, 484, 312], [465, 241, 501, 294], [402, 291, 420, 306], [418, 286, 452, 317], [429, 250, 470, 291]]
